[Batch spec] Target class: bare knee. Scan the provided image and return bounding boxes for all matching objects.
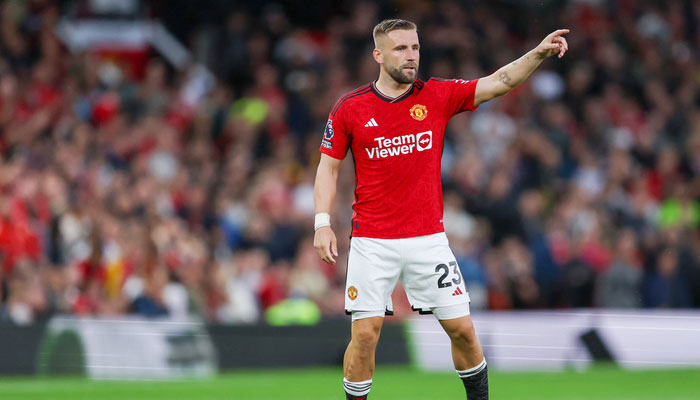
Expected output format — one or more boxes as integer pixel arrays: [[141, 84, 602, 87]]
[[351, 320, 382, 352], [444, 319, 478, 346]]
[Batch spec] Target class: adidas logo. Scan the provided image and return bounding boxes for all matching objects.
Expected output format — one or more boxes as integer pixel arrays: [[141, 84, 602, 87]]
[[452, 287, 464, 296], [364, 118, 378, 127]]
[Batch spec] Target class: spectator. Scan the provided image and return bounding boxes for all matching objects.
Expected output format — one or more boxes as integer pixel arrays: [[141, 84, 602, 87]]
[[643, 247, 692, 308], [596, 229, 643, 308]]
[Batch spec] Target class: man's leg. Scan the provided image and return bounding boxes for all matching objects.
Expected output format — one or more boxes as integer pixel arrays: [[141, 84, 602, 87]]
[[439, 315, 488, 400], [343, 315, 384, 399]]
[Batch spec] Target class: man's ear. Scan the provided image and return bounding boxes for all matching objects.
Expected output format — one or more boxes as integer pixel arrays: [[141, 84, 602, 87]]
[[373, 48, 383, 64]]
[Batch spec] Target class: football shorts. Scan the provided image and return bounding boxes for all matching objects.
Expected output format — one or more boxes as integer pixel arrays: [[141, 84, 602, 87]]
[[345, 232, 470, 319]]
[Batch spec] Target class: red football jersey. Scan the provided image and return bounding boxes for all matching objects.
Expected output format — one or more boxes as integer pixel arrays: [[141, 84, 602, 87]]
[[320, 78, 479, 239]]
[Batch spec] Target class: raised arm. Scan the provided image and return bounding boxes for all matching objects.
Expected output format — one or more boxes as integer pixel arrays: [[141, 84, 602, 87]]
[[474, 29, 569, 107], [313, 153, 343, 264]]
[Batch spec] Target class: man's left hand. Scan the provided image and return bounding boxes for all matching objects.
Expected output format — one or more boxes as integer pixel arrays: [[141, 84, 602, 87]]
[[535, 29, 569, 59]]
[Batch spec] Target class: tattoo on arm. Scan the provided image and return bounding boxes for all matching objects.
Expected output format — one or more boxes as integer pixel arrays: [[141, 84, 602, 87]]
[[499, 71, 513, 86], [512, 55, 532, 66]]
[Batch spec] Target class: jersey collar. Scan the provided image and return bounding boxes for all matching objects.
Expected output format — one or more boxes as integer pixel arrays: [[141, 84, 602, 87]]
[[370, 81, 414, 103]]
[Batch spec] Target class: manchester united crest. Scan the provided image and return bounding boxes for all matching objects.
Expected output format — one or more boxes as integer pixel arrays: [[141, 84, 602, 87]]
[[410, 104, 428, 121], [347, 286, 358, 300]]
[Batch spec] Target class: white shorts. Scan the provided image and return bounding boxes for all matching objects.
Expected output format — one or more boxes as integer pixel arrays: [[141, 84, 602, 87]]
[[345, 232, 470, 320]]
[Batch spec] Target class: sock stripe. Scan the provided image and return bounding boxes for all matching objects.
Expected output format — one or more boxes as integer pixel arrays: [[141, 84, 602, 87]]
[[344, 383, 372, 390], [343, 378, 372, 396], [344, 385, 371, 396], [344, 378, 372, 384], [457, 358, 487, 379], [458, 365, 486, 379]]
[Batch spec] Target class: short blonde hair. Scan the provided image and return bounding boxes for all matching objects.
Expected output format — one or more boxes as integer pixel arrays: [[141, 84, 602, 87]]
[[372, 19, 417, 46]]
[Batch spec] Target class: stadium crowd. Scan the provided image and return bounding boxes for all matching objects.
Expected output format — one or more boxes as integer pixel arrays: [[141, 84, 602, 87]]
[[1, 0, 699, 325]]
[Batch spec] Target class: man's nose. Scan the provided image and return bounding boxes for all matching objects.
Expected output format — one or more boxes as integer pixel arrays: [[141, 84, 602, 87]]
[[406, 49, 418, 61]]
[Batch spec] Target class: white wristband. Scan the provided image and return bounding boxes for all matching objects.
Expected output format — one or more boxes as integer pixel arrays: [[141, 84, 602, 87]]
[[314, 213, 331, 231]]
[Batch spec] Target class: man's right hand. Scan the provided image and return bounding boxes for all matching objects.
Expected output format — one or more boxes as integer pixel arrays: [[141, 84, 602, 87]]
[[314, 226, 338, 264]]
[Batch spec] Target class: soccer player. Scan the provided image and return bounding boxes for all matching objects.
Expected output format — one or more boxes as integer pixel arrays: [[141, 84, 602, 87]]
[[314, 19, 569, 400]]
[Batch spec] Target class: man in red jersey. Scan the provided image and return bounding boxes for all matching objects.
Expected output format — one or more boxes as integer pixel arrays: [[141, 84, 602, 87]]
[[314, 19, 569, 400]]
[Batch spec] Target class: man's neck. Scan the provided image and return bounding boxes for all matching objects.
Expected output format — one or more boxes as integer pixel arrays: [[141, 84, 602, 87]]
[[374, 71, 413, 99]]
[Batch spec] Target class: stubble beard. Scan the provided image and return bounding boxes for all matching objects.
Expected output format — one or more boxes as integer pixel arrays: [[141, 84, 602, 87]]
[[386, 64, 418, 85]]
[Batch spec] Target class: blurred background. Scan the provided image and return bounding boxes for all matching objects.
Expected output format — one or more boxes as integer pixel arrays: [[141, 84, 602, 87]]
[[1, 0, 700, 388]]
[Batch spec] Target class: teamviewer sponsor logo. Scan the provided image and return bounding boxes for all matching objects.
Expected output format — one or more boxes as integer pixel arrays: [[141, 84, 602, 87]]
[[416, 131, 432, 151], [364, 130, 433, 159]]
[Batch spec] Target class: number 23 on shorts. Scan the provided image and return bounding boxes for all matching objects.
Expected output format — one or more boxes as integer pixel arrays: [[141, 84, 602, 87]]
[[435, 261, 462, 288]]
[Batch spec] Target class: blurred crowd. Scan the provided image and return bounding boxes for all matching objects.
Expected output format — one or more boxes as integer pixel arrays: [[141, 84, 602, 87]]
[[1, 0, 699, 325]]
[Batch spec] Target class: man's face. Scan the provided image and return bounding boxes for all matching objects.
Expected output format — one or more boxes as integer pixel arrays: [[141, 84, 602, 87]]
[[376, 29, 420, 84]]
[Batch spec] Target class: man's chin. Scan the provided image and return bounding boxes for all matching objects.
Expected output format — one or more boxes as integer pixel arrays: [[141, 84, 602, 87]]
[[397, 73, 416, 85], [387, 68, 418, 85]]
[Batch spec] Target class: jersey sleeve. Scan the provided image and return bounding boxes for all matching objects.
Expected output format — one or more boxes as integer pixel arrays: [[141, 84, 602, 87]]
[[319, 104, 351, 159], [432, 78, 480, 117]]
